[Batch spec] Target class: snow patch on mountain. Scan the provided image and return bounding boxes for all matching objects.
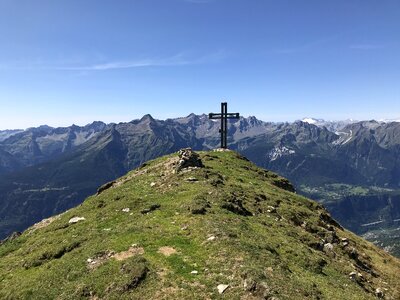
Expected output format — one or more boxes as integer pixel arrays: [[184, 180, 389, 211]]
[[300, 118, 358, 132], [379, 119, 400, 123], [332, 130, 353, 145], [301, 118, 320, 125], [268, 146, 296, 161]]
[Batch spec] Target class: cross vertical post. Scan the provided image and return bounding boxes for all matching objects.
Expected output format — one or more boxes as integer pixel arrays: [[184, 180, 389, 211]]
[[209, 102, 240, 149]]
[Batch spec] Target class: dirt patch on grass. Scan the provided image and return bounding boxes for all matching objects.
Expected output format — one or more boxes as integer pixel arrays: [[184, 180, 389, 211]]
[[87, 246, 145, 269], [87, 250, 115, 270], [158, 246, 177, 256], [113, 246, 145, 261]]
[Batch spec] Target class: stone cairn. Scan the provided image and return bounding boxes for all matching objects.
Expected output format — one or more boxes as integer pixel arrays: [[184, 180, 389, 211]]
[[175, 148, 204, 173]]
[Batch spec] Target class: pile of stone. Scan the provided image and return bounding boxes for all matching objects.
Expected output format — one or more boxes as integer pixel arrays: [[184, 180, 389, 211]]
[[175, 148, 204, 173]]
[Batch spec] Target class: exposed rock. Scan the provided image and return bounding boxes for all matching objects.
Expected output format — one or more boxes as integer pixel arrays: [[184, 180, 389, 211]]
[[150, 182, 156, 187], [69, 217, 86, 224], [186, 177, 198, 182], [189, 196, 210, 215], [319, 212, 344, 231], [122, 208, 130, 213], [217, 284, 229, 294], [323, 243, 335, 257], [349, 271, 357, 280], [221, 196, 253, 216], [308, 241, 324, 251], [207, 236, 216, 241], [191, 270, 198, 275], [375, 288, 384, 298], [119, 257, 148, 291], [175, 148, 204, 173], [324, 230, 339, 244], [272, 178, 295, 192], [23, 241, 81, 269], [214, 148, 231, 152], [345, 247, 376, 275], [96, 180, 116, 195], [29, 215, 62, 233], [141, 204, 161, 214], [87, 251, 115, 270], [0, 231, 21, 245]]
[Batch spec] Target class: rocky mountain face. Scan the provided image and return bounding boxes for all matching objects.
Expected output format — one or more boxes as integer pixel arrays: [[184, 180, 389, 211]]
[[0, 129, 23, 142], [1, 115, 400, 256], [1, 150, 399, 299], [0, 122, 107, 175]]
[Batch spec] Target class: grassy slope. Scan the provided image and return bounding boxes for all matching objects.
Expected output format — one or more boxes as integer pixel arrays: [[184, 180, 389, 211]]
[[0, 150, 399, 299]]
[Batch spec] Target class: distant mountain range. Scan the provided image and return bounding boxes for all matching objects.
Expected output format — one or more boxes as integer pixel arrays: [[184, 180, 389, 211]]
[[1, 115, 400, 256]]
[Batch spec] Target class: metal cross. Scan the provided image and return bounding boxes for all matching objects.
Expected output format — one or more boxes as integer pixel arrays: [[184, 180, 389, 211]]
[[209, 102, 240, 149]]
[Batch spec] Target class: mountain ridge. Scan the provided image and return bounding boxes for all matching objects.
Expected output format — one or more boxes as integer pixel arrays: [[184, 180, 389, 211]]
[[1, 115, 400, 257]]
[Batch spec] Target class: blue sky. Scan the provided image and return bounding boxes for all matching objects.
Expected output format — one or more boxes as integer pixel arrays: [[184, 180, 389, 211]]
[[0, 0, 399, 129]]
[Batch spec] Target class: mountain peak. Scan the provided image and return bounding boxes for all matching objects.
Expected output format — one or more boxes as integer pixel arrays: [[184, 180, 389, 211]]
[[1, 149, 399, 299], [140, 114, 155, 122]]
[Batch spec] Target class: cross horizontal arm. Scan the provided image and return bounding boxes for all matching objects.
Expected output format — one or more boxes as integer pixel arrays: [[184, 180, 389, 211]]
[[208, 113, 240, 119], [226, 113, 240, 119], [209, 113, 222, 119]]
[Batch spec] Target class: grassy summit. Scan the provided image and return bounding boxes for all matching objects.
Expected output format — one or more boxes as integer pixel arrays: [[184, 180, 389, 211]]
[[0, 149, 399, 299]]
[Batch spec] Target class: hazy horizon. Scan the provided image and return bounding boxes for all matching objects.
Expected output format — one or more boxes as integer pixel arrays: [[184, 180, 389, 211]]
[[1, 112, 399, 131]]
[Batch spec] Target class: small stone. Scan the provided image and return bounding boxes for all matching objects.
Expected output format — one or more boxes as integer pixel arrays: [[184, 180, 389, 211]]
[[131, 244, 138, 247], [140, 204, 161, 214], [191, 270, 198, 274], [68, 217, 85, 224], [217, 284, 229, 294], [181, 225, 188, 230], [122, 208, 130, 213], [323, 243, 334, 256], [349, 271, 357, 280], [207, 236, 216, 241], [267, 206, 277, 213], [375, 288, 384, 298], [186, 177, 198, 182], [150, 182, 156, 187], [87, 258, 93, 263]]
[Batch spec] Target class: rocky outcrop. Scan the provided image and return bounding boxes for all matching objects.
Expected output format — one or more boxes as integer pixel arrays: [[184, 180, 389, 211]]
[[175, 148, 204, 172]]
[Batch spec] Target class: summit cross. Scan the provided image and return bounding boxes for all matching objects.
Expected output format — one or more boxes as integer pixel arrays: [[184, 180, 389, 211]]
[[209, 102, 240, 149]]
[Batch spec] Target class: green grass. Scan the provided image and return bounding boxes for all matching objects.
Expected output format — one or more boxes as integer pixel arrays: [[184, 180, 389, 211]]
[[0, 150, 399, 299]]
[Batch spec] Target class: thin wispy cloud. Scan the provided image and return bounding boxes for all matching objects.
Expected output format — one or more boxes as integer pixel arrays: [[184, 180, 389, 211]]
[[0, 51, 227, 71], [60, 56, 188, 71], [349, 44, 385, 50]]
